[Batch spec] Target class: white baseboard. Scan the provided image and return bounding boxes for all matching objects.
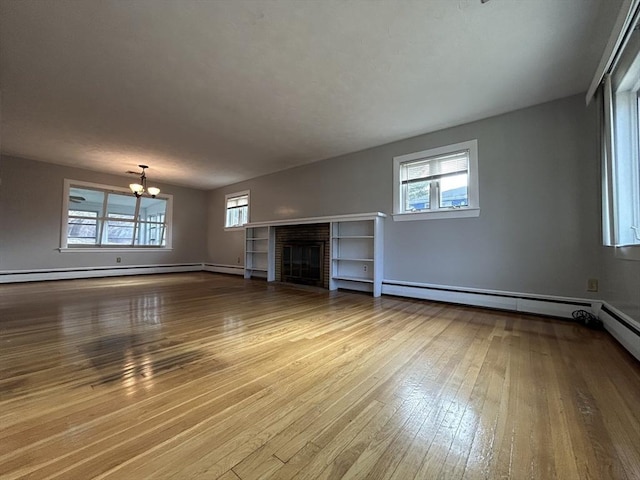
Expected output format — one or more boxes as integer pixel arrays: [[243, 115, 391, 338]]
[[202, 264, 245, 275], [599, 303, 640, 361], [381, 280, 594, 319], [381, 280, 640, 361], [0, 263, 203, 283]]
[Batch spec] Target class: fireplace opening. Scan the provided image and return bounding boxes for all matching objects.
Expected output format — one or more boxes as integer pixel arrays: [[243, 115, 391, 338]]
[[282, 242, 323, 287]]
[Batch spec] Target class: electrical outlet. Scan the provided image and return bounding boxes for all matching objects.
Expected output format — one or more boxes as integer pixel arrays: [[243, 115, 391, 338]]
[[237, 256, 241, 264], [363, 264, 368, 272], [116, 257, 121, 263], [587, 278, 598, 292]]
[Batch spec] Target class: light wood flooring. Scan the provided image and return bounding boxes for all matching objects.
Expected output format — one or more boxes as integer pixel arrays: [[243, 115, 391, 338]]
[[1, 273, 639, 479]]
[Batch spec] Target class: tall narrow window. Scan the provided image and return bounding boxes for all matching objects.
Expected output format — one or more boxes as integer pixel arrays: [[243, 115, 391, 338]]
[[602, 14, 640, 248], [225, 191, 250, 228], [62, 180, 172, 249]]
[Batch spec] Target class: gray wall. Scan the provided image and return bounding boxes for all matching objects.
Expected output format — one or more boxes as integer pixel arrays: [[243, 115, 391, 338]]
[[208, 94, 603, 300], [0, 155, 207, 270]]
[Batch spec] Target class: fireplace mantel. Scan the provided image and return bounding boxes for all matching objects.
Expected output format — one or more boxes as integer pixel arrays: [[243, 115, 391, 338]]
[[244, 212, 386, 228], [244, 212, 385, 296]]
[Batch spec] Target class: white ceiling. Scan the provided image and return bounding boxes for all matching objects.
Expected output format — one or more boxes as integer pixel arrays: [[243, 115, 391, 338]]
[[0, 0, 621, 190]]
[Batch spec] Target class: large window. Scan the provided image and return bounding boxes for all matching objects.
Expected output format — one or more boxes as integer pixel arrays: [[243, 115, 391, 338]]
[[393, 139, 479, 221], [602, 12, 640, 250], [225, 191, 249, 228], [62, 180, 172, 249]]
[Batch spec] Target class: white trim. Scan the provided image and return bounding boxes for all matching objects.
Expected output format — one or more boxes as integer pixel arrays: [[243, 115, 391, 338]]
[[586, 0, 640, 104], [58, 247, 173, 253], [599, 303, 640, 361], [381, 280, 595, 319], [203, 264, 245, 275], [614, 245, 640, 260], [0, 263, 202, 283], [393, 208, 480, 221], [245, 212, 386, 228]]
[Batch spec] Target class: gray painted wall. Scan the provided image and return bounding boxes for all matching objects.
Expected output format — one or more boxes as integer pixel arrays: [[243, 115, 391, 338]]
[[0, 155, 207, 270], [208, 94, 604, 301]]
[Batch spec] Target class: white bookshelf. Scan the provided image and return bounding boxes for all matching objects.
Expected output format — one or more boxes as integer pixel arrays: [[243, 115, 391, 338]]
[[330, 215, 384, 296], [244, 212, 385, 296], [244, 225, 274, 280]]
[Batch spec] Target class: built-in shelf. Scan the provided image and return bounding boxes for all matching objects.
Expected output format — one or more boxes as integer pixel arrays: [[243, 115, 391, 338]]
[[244, 225, 274, 280], [244, 212, 385, 296], [333, 276, 374, 284], [331, 257, 374, 262]]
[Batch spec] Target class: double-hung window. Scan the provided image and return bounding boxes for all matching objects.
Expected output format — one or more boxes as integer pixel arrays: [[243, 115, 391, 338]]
[[225, 191, 249, 229], [62, 180, 172, 250], [393, 139, 479, 220]]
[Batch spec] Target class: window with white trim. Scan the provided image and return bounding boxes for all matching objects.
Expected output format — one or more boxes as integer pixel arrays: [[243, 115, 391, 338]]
[[225, 191, 249, 228], [602, 13, 640, 249], [62, 180, 172, 249], [393, 139, 479, 221]]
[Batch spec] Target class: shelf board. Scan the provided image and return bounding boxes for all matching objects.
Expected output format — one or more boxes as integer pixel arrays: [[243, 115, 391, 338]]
[[246, 250, 268, 254], [246, 237, 269, 241], [333, 275, 374, 283], [246, 267, 268, 272], [332, 235, 375, 240], [332, 257, 374, 262]]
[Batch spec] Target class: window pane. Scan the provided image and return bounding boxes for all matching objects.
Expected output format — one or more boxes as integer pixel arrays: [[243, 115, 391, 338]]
[[440, 173, 469, 208], [226, 205, 248, 227], [405, 180, 430, 211], [135, 222, 165, 246], [69, 210, 98, 218], [104, 220, 135, 245], [67, 218, 98, 244], [403, 150, 468, 182], [106, 193, 137, 218], [139, 197, 167, 222], [68, 187, 105, 217]]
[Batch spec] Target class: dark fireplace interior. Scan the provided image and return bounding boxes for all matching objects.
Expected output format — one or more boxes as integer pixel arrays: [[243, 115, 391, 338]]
[[275, 223, 330, 289], [282, 243, 323, 286]]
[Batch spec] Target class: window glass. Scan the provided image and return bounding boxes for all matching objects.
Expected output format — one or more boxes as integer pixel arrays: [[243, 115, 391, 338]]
[[63, 182, 171, 248], [393, 140, 478, 220], [225, 192, 249, 228]]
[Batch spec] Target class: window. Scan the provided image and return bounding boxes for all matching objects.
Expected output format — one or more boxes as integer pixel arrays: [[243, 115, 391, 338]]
[[61, 180, 172, 250], [393, 139, 479, 221], [602, 15, 640, 250], [225, 191, 249, 228]]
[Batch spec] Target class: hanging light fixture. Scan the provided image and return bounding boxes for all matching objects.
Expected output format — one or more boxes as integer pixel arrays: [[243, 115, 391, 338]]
[[129, 165, 161, 198]]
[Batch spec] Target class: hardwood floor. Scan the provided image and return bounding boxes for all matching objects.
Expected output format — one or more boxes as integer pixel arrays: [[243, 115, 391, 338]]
[[1, 273, 639, 479]]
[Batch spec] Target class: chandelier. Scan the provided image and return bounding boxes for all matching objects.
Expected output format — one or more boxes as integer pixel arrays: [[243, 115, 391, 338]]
[[129, 165, 160, 198]]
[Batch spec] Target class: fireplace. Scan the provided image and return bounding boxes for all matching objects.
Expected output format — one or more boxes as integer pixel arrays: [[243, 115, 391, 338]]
[[275, 223, 330, 289], [282, 243, 323, 286]]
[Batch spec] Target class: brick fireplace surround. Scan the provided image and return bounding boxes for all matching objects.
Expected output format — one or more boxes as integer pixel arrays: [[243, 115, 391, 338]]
[[274, 223, 330, 289]]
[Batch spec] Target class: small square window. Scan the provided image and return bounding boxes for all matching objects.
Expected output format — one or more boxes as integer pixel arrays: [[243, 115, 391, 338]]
[[393, 140, 479, 221]]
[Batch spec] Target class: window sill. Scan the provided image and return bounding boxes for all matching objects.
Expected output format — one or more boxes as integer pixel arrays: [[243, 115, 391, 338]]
[[393, 208, 480, 221], [59, 247, 172, 253], [224, 226, 246, 232], [614, 245, 640, 261]]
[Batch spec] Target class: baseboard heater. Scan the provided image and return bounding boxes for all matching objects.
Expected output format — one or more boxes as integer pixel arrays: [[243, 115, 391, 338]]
[[382, 280, 640, 361]]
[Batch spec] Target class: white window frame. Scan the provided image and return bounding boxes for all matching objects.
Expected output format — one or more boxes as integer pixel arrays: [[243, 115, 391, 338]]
[[603, 41, 640, 252], [393, 139, 480, 221], [224, 190, 250, 230], [60, 179, 173, 252]]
